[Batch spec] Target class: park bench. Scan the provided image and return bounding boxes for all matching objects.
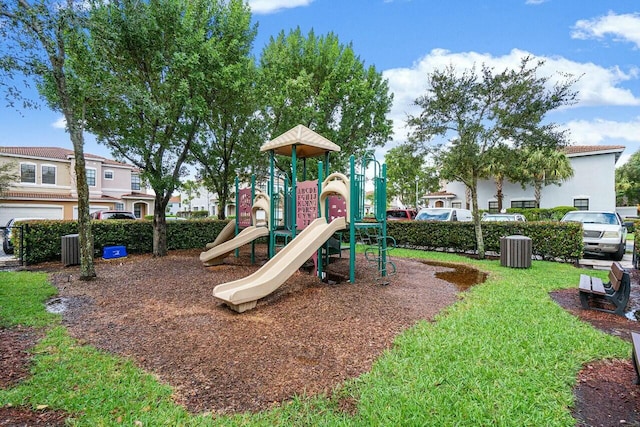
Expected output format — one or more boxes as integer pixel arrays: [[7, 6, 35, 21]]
[[578, 261, 631, 316], [632, 332, 640, 385]]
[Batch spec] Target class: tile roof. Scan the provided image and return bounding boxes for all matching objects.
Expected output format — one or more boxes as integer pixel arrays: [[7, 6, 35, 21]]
[[4, 191, 151, 202], [425, 191, 456, 198], [0, 146, 130, 167], [564, 145, 624, 155], [4, 191, 75, 200], [121, 192, 155, 200]]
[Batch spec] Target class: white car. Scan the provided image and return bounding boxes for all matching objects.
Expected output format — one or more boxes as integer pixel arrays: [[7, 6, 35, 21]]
[[482, 213, 526, 222], [3, 218, 46, 254], [415, 208, 472, 222], [560, 210, 627, 261]]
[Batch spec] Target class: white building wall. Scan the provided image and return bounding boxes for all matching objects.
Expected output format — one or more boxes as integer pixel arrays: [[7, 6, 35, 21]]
[[443, 181, 468, 208], [447, 151, 620, 212]]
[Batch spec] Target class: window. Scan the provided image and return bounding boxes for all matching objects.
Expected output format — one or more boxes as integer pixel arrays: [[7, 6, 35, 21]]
[[131, 174, 141, 191], [115, 202, 124, 211], [451, 202, 462, 208], [86, 168, 96, 187], [134, 204, 142, 218], [511, 200, 536, 209], [42, 165, 56, 185], [574, 198, 589, 210], [104, 170, 114, 180], [488, 201, 498, 213], [20, 163, 36, 183]]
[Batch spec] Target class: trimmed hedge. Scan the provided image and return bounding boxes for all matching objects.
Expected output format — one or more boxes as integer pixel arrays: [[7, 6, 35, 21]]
[[506, 206, 576, 221], [387, 220, 583, 262], [16, 219, 228, 265], [16, 218, 582, 264]]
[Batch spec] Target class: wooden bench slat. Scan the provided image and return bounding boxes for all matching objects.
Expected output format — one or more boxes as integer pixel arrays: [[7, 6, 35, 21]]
[[579, 274, 592, 292], [611, 262, 625, 281], [591, 277, 606, 295]]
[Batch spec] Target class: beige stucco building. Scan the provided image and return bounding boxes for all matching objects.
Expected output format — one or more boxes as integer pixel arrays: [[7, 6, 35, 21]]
[[0, 147, 155, 224]]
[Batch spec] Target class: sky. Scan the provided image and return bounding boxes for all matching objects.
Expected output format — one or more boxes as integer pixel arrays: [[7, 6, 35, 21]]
[[1, 0, 639, 166]]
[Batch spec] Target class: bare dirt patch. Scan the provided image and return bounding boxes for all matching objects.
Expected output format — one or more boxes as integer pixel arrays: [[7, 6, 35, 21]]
[[42, 247, 462, 414]]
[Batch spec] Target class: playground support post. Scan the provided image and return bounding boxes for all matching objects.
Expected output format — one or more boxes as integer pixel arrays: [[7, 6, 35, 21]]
[[317, 161, 324, 279]]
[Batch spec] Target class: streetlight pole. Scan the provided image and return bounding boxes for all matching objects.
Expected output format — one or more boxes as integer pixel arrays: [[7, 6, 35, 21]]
[[415, 177, 419, 209]]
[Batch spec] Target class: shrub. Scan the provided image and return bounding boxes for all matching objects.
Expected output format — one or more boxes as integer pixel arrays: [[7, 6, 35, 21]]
[[506, 206, 575, 221], [19, 219, 229, 264], [387, 220, 582, 262]]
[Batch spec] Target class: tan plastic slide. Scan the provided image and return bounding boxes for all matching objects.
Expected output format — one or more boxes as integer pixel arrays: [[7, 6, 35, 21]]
[[200, 225, 269, 266], [204, 220, 236, 250], [200, 192, 270, 266], [213, 216, 347, 312]]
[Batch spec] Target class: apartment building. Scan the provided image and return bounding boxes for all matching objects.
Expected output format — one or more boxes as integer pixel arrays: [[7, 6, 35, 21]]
[[0, 147, 154, 224]]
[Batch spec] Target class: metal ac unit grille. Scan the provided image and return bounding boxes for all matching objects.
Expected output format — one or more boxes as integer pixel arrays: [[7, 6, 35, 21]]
[[61, 234, 80, 266]]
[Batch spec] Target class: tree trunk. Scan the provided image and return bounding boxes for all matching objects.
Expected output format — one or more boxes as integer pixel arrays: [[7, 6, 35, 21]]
[[69, 123, 96, 280], [217, 184, 229, 220], [153, 197, 168, 257], [471, 179, 485, 259], [534, 182, 542, 208], [495, 176, 504, 212]]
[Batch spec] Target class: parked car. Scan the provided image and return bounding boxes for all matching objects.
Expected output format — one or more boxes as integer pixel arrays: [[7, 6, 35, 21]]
[[3, 218, 45, 255], [415, 208, 473, 222], [560, 210, 627, 261], [90, 210, 137, 220], [482, 213, 526, 222], [386, 209, 417, 221]]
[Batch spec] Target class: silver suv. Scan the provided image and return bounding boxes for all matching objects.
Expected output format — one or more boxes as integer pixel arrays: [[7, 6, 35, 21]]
[[561, 210, 627, 261]]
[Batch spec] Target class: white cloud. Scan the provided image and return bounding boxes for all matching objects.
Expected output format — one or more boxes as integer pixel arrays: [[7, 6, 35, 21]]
[[382, 48, 640, 145], [248, 0, 313, 15], [52, 116, 66, 129], [572, 12, 640, 49], [563, 117, 640, 146], [525, 0, 548, 5]]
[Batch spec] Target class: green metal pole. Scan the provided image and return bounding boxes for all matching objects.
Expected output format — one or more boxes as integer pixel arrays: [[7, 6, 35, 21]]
[[291, 145, 297, 239], [251, 175, 256, 264], [269, 151, 275, 258], [317, 161, 324, 279], [234, 176, 240, 258], [349, 155, 356, 283], [381, 163, 388, 277]]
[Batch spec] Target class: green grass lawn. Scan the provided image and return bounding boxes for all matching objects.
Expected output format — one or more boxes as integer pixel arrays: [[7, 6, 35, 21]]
[[0, 251, 630, 426]]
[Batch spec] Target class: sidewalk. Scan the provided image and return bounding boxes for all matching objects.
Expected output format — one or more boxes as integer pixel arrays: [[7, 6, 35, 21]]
[[578, 242, 634, 270], [0, 237, 22, 270]]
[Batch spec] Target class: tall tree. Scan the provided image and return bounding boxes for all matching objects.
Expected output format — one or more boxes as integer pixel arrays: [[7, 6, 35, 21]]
[[188, 12, 261, 220], [483, 144, 519, 212], [385, 144, 439, 208], [407, 57, 577, 258], [1, 0, 96, 279], [73, 0, 254, 255], [258, 28, 393, 176]]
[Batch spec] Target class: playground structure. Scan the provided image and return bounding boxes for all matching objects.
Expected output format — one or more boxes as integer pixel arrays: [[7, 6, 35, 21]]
[[210, 124, 394, 312]]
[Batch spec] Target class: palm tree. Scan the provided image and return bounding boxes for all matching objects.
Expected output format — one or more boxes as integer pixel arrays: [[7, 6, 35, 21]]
[[482, 145, 516, 212], [522, 149, 574, 207]]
